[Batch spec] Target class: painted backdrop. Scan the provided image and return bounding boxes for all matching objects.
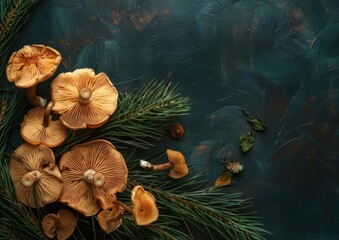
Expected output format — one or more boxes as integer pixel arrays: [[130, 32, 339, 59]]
[[7, 0, 339, 239]]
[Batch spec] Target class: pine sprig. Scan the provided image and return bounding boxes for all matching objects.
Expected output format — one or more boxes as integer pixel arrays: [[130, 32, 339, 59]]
[[0, 92, 18, 159], [54, 80, 190, 157], [78, 157, 269, 240], [155, 189, 267, 240], [0, 161, 46, 240], [0, 93, 46, 240], [0, 0, 43, 79]]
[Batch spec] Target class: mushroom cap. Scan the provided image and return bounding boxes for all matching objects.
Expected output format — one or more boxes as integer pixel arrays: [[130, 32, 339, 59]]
[[166, 149, 189, 179], [170, 123, 184, 139], [42, 209, 77, 240], [6, 44, 62, 88], [97, 204, 124, 234], [42, 213, 58, 238], [131, 185, 159, 226], [51, 68, 118, 130], [59, 139, 128, 217], [9, 143, 63, 208], [21, 106, 67, 148]]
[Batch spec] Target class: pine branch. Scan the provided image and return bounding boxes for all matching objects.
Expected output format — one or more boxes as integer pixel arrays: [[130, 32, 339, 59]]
[[54, 80, 190, 157], [0, 171, 46, 240], [0, 92, 46, 239], [72, 158, 269, 240], [0, 0, 43, 79], [155, 189, 267, 240]]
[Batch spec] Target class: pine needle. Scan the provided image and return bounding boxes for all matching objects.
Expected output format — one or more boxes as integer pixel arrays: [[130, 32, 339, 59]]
[[54, 80, 191, 157], [0, 92, 17, 159]]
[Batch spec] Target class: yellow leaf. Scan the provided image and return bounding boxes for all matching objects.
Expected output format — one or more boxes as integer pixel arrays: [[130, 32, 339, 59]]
[[214, 171, 232, 187]]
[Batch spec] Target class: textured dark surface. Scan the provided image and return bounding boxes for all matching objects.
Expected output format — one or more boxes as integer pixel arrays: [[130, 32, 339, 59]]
[[5, 0, 339, 239]]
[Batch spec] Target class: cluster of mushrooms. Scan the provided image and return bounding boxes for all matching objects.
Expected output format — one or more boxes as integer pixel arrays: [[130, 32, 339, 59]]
[[6, 44, 188, 239]]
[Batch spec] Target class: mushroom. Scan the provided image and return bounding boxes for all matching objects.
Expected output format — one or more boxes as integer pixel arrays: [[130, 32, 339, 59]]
[[130, 185, 159, 226], [51, 68, 118, 130], [139, 149, 189, 179], [170, 123, 184, 139], [41, 209, 77, 240], [8, 143, 63, 208], [59, 139, 128, 217], [6, 44, 62, 107], [20, 101, 67, 148], [113, 185, 159, 226], [97, 203, 125, 234]]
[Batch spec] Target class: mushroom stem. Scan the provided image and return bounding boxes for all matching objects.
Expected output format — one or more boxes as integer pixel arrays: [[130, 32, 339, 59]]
[[83, 169, 105, 187], [21, 170, 42, 187], [26, 86, 47, 107], [79, 88, 92, 103], [43, 101, 54, 128], [113, 200, 132, 213], [106, 211, 124, 223], [139, 160, 173, 171]]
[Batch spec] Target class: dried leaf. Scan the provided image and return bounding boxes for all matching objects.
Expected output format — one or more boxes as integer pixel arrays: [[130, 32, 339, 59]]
[[214, 170, 232, 187], [226, 162, 243, 174]]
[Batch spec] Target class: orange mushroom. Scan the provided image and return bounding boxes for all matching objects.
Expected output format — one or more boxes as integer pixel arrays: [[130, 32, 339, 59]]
[[6, 44, 62, 107], [41, 209, 77, 240], [97, 203, 125, 234], [170, 123, 184, 139], [51, 68, 118, 130], [59, 139, 128, 217], [113, 185, 159, 226], [21, 101, 67, 148], [9, 143, 63, 208], [130, 185, 159, 226], [139, 149, 189, 179]]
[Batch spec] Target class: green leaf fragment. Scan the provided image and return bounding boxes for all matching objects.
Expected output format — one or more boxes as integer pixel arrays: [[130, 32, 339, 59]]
[[247, 118, 266, 131], [242, 109, 266, 131], [240, 130, 255, 152]]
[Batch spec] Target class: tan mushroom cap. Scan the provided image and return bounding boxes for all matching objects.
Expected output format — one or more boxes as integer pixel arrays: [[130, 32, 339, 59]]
[[59, 139, 128, 217], [51, 68, 118, 130], [166, 149, 189, 179], [97, 204, 124, 234], [131, 185, 159, 226], [6, 44, 61, 88], [42, 209, 77, 240], [9, 143, 63, 208], [21, 102, 67, 148]]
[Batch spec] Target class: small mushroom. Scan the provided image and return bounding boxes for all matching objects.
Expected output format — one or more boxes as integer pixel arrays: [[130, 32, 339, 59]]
[[21, 101, 67, 148], [6, 44, 62, 107], [41, 209, 77, 240], [139, 149, 189, 179], [51, 68, 118, 130], [170, 123, 184, 139], [97, 203, 125, 234], [130, 185, 159, 226], [113, 185, 158, 226], [59, 139, 128, 216], [9, 143, 63, 208]]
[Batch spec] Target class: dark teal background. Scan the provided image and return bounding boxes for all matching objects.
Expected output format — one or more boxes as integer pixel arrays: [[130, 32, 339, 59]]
[[4, 0, 339, 239]]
